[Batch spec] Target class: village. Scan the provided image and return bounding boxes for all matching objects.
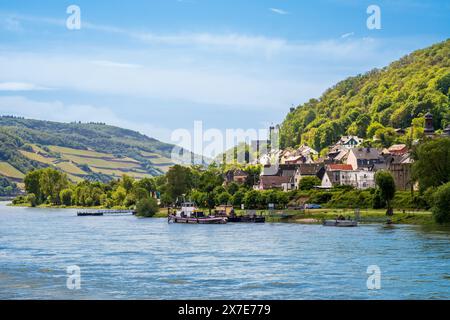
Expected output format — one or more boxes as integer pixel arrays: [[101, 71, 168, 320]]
[[223, 112, 450, 194]]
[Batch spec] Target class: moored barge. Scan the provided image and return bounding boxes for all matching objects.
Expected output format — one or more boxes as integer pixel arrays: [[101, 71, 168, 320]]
[[168, 203, 227, 224]]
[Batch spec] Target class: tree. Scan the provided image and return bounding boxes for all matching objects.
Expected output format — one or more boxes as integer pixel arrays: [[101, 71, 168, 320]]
[[216, 192, 231, 205], [226, 182, 239, 195], [298, 176, 321, 191], [121, 175, 135, 193], [375, 170, 396, 216], [112, 186, 127, 206], [60, 189, 73, 206], [374, 127, 397, 147], [27, 193, 37, 207], [243, 190, 259, 209], [231, 190, 245, 206], [166, 165, 192, 201], [366, 122, 384, 139], [412, 138, 450, 191], [136, 198, 159, 218], [24, 170, 43, 203], [276, 191, 289, 209], [38, 168, 69, 205], [431, 182, 450, 224]]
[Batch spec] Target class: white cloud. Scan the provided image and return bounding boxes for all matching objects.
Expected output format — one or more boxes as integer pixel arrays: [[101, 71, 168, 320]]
[[269, 8, 289, 15], [0, 82, 52, 91], [341, 32, 355, 39]]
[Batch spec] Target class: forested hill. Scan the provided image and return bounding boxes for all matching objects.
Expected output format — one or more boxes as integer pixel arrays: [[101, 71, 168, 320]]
[[280, 39, 450, 152], [0, 116, 185, 187]]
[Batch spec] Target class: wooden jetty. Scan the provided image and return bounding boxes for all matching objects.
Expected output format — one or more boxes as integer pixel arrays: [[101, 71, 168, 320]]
[[77, 210, 136, 217]]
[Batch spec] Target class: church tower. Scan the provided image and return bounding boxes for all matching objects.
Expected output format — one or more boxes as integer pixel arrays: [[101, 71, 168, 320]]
[[424, 112, 435, 136]]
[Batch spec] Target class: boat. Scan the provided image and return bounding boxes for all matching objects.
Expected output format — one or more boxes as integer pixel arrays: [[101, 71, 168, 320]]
[[77, 210, 136, 217], [168, 202, 227, 224], [227, 215, 265, 223], [215, 207, 265, 223], [323, 219, 358, 227]]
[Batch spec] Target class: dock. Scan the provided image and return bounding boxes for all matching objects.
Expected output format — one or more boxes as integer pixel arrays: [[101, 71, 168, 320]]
[[77, 210, 136, 216]]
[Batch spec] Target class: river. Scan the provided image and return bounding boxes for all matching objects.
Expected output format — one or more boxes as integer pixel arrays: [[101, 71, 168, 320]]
[[0, 202, 449, 299]]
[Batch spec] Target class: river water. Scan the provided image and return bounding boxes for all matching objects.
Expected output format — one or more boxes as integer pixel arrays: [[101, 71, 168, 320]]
[[0, 202, 449, 300]]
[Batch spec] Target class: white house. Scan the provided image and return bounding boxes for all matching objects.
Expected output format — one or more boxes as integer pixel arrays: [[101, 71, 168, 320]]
[[321, 164, 375, 190]]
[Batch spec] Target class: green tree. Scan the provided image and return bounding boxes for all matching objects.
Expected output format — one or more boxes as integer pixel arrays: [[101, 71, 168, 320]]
[[60, 189, 73, 206], [166, 165, 192, 201], [375, 127, 397, 147], [412, 138, 450, 191], [216, 191, 231, 205], [231, 189, 245, 206], [226, 182, 240, 195], [431, 182, 450, 224], [24, 170, 43, 204], [27, 193, 37, 207], [136, 197, 159, 218], [243, 190, 259, 209], [38, 168, 69, 205], [375, 170, 396, 216], [298, 176, 321, 191], [121, 175, 135, 193], [112, 186, 127, 206], [366, 122, 385, 139]]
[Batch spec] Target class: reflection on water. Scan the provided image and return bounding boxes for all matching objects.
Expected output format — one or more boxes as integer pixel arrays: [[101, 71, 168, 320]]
[[0, 202, 449, 300]]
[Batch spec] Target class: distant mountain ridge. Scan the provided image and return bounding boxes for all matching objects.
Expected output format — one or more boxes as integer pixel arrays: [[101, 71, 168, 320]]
[[0, 116, 185, 188]]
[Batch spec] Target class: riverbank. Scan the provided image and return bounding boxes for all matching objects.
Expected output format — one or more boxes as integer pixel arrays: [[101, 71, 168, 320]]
[[7, 202, 438, 225]]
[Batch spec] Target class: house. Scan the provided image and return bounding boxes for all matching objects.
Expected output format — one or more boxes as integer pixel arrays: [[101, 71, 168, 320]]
[[293, 163, 325, 189], [224, 169, 249, 186], [346, 147, 384, 170], [321, 164, 375, 190], [387, 144, 408, 156], [327, 144, 350, 162], [335, 136, 363, 149], [257, 175, 292, 190], [443, 124, 450, 137], [387, 153, 415, 191]]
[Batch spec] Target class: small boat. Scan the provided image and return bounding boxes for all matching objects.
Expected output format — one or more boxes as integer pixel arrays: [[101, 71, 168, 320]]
[[323, 219, 358, 227], [77, 211, 103, 216], [168, 202, 227, 224], [227, 213, 265, 223], [77, 210, 136, 217]]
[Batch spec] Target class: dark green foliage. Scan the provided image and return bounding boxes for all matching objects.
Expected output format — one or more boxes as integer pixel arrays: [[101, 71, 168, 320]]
[[298, 176, 321, 191], [136, 197, 159, 218], [375, 170, 397, 215], [0, 177, 19, 196], [431, 182, 450, 224], [412, 138, 450, 191], [280, 40, 450, 152]]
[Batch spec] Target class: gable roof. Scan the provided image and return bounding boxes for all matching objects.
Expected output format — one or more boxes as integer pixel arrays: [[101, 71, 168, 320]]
[[350, 148, 382, 160], [297, 163, 324, 175], [260, 175, 291, 189], [327, 164, 353, 171]]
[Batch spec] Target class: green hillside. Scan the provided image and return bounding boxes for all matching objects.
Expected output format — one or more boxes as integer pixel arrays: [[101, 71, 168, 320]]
[[0, 117, 188, 188], [280, 39, 450, 152]]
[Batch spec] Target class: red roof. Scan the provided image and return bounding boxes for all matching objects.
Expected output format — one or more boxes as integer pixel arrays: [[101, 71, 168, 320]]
[[328, 164, 353, 171]]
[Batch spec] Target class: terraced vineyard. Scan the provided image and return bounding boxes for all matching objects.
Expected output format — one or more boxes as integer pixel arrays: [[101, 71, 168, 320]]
[[16, 144, 173, 183], [0, 117, 189, 191]]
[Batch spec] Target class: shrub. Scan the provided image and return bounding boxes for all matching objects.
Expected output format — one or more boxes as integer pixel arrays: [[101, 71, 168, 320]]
[[136, 198, 159, 218], [431, 182, 450, 224], [298, 176, 321, 191]]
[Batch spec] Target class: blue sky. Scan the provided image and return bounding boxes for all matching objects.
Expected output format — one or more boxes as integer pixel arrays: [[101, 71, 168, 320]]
[[0, 0, 448, 149]]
